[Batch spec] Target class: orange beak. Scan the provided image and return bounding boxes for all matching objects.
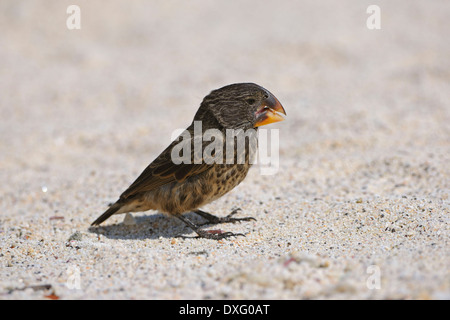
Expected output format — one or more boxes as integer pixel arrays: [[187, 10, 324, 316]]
[[254, 94, 286, 127]]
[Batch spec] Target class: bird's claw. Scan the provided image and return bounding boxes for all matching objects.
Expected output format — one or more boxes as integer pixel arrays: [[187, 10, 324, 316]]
[[177, 230, 246, 240], [198, 230, 245, 240], [223, 208, 256, 223], [195, 208, 256, 225]]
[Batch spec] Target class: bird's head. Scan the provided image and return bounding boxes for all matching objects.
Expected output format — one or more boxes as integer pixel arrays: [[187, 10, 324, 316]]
[[194, 83, 286, 130]]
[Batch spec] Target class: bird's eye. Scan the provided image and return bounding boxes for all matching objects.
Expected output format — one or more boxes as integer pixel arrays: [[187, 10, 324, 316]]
[[246, 98, 256, 105]]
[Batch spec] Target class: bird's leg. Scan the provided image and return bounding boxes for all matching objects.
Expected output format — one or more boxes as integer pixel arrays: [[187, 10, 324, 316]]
[[194, 208, 256, 226], [176, 215, 245, 240]]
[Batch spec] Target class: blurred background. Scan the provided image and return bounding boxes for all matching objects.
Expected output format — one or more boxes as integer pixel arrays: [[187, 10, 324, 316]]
[[1, 0, 449, 300], [0, 0, 449, 209]]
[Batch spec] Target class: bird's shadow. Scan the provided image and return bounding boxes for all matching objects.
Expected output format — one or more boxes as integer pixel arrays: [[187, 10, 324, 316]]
[[87, 212, 204, 240]]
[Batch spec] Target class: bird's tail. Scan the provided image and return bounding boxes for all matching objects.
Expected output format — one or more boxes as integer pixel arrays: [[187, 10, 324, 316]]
[[91, 202, 122, 226]]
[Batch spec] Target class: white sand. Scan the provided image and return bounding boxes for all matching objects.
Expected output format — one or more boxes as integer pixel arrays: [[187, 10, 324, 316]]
[[0, 1, 449, 299]]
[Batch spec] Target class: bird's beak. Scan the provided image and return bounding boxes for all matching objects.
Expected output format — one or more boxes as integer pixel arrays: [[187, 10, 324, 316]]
[[254, 94, 286, 127]]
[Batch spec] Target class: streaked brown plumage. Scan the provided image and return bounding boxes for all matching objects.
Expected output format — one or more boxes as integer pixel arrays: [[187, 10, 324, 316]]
[[91, 83, 286, 240]]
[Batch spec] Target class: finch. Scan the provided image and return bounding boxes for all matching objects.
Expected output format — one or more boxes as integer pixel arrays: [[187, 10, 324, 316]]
[[91, 83, 286, 240]]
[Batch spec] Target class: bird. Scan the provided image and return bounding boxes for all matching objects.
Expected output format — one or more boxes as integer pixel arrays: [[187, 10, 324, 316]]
[[91, 83, 286, 240]]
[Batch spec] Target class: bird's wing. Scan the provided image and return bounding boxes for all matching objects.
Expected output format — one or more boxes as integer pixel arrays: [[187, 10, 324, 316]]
[[119, 132, 221, 200]]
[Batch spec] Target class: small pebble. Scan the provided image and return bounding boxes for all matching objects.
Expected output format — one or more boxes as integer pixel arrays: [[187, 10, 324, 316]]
[[123, 213, 137, 226]]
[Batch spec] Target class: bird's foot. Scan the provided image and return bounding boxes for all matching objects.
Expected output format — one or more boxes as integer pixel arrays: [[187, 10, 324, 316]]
[[179, 229, 246, 240], [176, 215, 247, 240], [194, 208, 256, 226]]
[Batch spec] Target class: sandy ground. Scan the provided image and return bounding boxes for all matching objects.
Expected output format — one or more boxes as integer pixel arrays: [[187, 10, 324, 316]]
[[1, 1, 449, 299]]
